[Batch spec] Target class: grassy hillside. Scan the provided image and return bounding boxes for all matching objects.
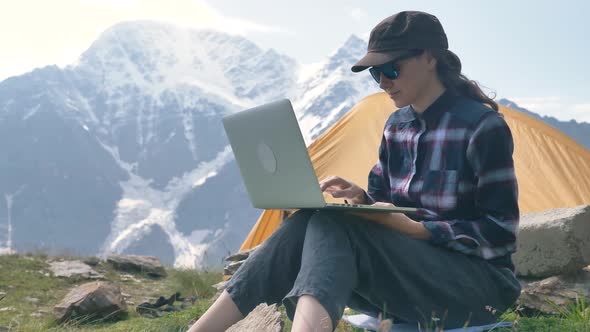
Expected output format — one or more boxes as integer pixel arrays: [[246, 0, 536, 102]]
[[0, 253, 588, 331]]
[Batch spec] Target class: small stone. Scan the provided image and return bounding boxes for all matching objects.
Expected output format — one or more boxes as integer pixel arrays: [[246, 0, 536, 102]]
[[25, 296, 39, 304], [107, 254, 166, 277], [225, 246, 259, 262], [517, 269, 590, 314], [0, 307, 16, 312], [49, 260, 104, 279], [83, 257, 101, 266]]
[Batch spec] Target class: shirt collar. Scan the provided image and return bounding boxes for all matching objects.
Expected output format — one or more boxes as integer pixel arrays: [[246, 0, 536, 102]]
[[411, 90, 456, 125]]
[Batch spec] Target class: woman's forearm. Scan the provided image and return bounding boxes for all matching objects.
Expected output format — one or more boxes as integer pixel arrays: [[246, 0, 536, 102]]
[[369, 213, 432, 240]]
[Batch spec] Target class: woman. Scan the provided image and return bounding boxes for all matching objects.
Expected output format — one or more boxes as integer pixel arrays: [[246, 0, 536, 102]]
[[188, 10, 521, 332]]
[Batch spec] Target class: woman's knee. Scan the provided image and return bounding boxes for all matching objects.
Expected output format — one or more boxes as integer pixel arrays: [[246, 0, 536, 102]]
[[257, 209, 315, 253], [278, 209, 315, 235]]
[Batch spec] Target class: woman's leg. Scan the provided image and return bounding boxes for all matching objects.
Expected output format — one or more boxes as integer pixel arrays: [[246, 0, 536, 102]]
[[186, 290, 243, 332], [283, 210, 360, 330], [292, 294, 333, 332], [187, 209, 315, 332], [283, 210, 521, 330], [332, 211, 521, 329]]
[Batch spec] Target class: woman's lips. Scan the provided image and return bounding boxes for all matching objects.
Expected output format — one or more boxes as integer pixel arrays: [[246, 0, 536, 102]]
[[389, 91, 400, 98]]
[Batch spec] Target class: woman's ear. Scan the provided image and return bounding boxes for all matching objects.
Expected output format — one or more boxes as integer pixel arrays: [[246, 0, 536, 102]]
[[424, 50, 438, 72]]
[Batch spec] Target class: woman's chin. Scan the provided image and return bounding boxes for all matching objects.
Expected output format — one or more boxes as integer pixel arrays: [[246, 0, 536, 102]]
[[391, 98, 409, 109]]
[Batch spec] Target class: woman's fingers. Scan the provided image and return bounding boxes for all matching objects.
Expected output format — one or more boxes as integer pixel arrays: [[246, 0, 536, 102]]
[[319, 176, 350, 191], [331, 189, 352, 198], [371, 202, 396, 207]]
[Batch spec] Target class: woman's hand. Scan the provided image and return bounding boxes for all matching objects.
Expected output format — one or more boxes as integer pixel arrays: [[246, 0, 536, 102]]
[[347, 202, 397, 222], [319, 176, 367, 204], [347, 202, 431, 240]]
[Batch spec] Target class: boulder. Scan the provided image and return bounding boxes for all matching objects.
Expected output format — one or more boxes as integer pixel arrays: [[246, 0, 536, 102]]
[[514, 205, 590, 277], [226, 303, 283, 332], [53, 281, 127, 322], [517, 266, 590, 315], [106, 254, 166, 277], [48, 260, 104, 279]]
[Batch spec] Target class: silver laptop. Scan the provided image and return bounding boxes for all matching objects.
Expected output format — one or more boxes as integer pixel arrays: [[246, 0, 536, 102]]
[[222, 98, 417, 213]]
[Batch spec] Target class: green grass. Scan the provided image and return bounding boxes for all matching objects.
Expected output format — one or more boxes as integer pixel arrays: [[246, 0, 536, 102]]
[[1, 253, 590, 331], [0, 253, 220, 331]]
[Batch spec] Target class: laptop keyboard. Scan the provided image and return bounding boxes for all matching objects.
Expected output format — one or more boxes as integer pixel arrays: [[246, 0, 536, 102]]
[[327, 203, 364, 208]]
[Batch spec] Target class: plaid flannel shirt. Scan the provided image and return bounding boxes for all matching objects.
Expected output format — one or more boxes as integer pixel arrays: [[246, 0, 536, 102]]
[[366, 91, 519, 272]]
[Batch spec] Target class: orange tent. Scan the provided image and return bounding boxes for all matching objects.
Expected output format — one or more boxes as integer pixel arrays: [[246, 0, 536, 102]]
[[240, 92, 590, 251]]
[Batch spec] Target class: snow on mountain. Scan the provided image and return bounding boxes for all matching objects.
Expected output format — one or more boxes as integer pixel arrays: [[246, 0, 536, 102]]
[[77, 21, 297, 108], [293, 35, 381, 143]]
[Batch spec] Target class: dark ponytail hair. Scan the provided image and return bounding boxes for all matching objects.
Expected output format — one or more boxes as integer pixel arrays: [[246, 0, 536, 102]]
[[429, 49, 498, 111]]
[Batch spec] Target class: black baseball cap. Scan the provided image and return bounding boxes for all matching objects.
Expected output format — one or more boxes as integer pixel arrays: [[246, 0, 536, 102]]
[[351, 11, 448, 72]]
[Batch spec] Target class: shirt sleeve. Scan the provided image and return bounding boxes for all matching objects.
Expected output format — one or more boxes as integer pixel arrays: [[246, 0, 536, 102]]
[[421, 112, 519, 259], [365, 131, 391, 204]]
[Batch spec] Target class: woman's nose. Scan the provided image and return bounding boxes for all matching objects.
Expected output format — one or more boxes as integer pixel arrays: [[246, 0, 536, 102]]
[[379, 73, 393, 90]]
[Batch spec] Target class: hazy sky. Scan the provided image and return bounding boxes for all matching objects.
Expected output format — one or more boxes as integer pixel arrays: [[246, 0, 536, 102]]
[[2, 0, 588, 122]]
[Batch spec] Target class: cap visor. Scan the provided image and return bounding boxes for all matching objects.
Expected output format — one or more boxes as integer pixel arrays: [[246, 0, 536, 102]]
[[351, 50, 407, 72]]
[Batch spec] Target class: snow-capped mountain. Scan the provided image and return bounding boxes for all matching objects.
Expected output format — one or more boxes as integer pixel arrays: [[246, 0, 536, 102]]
[[0, 21, 376, 268], [295, 35, 381, 142]]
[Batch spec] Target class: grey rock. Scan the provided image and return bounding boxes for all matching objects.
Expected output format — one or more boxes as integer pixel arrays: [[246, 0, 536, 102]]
[[514, 205, 590, 277], [83, 257, 101, 266], [226, 303, 283, 332], [54, 281, 127, 323], [517, 267, 590, 314], [107, 254, 166, 277], [225, 246, 258, 262], [48, 260, 104, 279]]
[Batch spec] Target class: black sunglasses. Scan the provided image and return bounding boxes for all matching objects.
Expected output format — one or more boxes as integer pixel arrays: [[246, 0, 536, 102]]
[[369, 49, 425, 83]]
